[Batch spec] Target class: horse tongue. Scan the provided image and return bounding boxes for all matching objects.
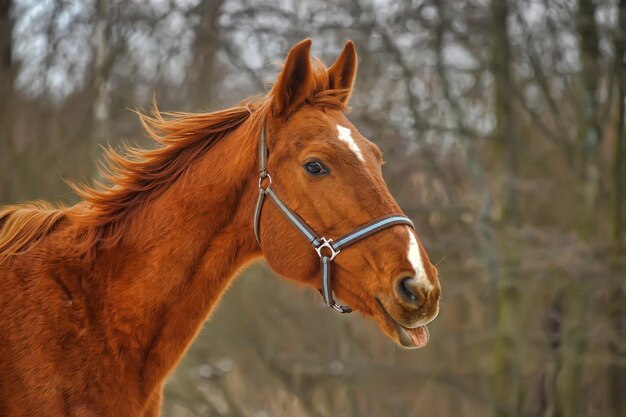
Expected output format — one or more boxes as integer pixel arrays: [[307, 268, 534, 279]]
[[407, 326, 429, 348]]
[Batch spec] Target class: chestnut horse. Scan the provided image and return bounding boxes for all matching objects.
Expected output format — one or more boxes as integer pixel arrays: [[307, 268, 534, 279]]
[[0, 39, 440, 416]]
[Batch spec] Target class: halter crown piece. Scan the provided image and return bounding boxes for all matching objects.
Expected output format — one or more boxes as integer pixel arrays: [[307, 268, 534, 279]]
[[253, 126, 415, 313]]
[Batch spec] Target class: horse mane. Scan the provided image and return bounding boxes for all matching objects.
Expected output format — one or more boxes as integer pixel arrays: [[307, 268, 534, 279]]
[[0, 57, 346, 262], [0, 202, 66, 262], [67, 102, 268, 255]]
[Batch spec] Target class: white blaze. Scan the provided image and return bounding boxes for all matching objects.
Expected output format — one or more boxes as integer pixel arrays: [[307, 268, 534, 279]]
[[406, 227, 433, 290], [336, 125, 364, 162]]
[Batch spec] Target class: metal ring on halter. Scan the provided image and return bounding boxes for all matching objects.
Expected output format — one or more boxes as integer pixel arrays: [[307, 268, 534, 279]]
[[258, 173, 272, 190], [315, 237, 340, 261]]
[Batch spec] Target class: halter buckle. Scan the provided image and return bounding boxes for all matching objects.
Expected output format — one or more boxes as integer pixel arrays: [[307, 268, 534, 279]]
[[315, 237, 339, 261]]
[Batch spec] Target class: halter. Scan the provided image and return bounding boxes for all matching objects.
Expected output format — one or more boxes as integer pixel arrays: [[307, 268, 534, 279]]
[[253, 126, 414, 313]]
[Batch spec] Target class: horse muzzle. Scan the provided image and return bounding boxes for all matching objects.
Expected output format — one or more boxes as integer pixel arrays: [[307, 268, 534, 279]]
[[376, 282, 440, 349]]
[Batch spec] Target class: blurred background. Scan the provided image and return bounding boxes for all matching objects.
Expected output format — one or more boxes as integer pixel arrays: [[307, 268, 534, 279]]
[[0, 0, 625, 416]]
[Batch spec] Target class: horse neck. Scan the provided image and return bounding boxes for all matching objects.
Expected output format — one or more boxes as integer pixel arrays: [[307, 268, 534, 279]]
[[94, 121, 262, 395]]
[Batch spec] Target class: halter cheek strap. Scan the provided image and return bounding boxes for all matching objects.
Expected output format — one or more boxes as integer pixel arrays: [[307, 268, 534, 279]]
[[254, 126, 414, 314]]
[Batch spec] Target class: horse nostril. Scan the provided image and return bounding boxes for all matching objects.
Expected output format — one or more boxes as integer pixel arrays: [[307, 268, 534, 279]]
[[397, 277, 421, 305]]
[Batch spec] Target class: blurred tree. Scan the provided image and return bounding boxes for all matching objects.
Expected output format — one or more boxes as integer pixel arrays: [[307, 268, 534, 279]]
[[92, 0, 113, 154], [609, 2, 626, 416], [575, 0, 602, 234], [614, 0, 626, 258], [491, 0, 519, 222], [0, 0, 14, 201], [490, 1, 523, 417], [554, 3, 601, 417], [190, 0, 225, 107]]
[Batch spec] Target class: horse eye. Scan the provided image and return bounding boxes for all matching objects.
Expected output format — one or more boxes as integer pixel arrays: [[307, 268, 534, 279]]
[[304, 161, 329, 175]]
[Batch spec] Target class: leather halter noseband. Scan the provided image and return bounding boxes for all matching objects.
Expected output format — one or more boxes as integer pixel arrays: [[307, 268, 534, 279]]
[[253, 126, 414, 313]]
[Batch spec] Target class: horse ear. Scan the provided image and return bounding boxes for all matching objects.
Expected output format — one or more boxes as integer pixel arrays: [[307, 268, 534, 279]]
[[328, 40, 358, 105], [272, 39, 314, 116]]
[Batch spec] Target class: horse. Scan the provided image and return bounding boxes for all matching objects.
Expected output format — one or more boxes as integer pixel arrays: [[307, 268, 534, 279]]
[[0, 39, 441, 416]]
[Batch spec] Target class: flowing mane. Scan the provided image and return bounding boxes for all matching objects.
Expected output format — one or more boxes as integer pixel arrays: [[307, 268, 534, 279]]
[[0, 57, 347, 262], [67, 102, 268, 254], [0, 103, 263, 262]]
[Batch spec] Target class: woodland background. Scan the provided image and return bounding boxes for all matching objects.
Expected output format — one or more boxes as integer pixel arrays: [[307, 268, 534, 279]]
[[0, 0, 625, 416]]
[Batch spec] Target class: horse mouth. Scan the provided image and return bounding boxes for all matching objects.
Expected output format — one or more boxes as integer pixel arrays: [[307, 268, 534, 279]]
[[376, 298, 430, 349]]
